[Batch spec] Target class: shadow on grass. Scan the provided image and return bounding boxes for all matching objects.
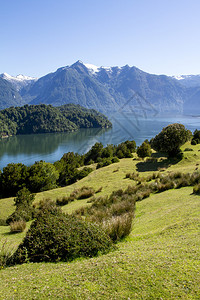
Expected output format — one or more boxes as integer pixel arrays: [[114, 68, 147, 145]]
[[136, 154, 182, 172]]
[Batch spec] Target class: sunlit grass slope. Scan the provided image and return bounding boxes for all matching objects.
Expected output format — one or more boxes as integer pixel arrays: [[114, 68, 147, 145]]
[[0, 187, 199, 299], [0, 142, 200, 299], [1, 141, 200, 220]]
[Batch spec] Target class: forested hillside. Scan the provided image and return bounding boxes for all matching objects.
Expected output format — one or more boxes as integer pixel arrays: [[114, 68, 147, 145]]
[[0, 104, 112, 138]]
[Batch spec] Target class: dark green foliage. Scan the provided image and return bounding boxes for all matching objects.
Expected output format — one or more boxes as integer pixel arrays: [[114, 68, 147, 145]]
[[191, 129, 200, 145], [184, 147, 194, 151], [0, 104, 112, 138], [85, 142, 104, 164], [1, 163, 28, 197], [191, 139, 197, 145], [97, 158, 112, 169], [137, 142, 152, 158], [6, 188, 35, 224], [28, 161, 59, 192], [111, 157, 120, 163], [54, 152, 84, 186], [12, 200, 113, 264], [75, 167, 93, 181], [0, 219, 7, 226], [151, 123, 192, 157], [115, 141, 134, 158], [84, 140, 136, 166]]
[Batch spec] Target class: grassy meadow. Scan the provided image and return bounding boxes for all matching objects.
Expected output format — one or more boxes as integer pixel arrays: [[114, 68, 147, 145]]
[[0, 141, 200, 299]]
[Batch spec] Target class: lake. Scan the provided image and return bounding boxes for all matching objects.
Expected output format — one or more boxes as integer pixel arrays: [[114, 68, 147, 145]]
[[0, 112, 200, 170]]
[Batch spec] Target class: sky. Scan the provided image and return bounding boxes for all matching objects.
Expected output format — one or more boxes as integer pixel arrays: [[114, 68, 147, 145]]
[[1, 0, 200, 78]]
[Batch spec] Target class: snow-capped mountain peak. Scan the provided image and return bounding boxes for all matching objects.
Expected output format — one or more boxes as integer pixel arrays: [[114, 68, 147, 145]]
[[83, 63, 100, 74], [0, 73, 37, 91], [0, 73, 36, 82], [82, 62, 122, 75]]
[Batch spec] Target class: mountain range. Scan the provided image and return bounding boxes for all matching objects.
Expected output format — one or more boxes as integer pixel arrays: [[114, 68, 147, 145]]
[[0, 61, 200, 114]]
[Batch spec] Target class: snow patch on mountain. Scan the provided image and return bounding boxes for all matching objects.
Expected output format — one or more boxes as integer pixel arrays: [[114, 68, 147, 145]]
[[0, 73, 37, 91], [83, 62, 122, 75], [84, 63, 100, 74]]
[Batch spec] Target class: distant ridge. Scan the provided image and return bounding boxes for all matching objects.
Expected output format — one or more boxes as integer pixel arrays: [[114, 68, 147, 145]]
[[1, 61, 200, 114]]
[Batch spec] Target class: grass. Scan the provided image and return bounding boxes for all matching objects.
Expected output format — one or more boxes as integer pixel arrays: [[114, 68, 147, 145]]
[[0, 142, 200, 298], [1, 142, 200, 221], [0, 187, 199, 299]]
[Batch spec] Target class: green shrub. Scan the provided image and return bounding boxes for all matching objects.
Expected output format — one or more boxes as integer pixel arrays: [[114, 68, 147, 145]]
[[0, 219, 7, 226], [151, 123, 191, 157], [12, 200, 113, 264], [191, 139, 197, 145], [111, 157, 120, 163], [75, 167, 93, 180], [137, 142, 152, 159], [10, 220, 26, 233], [56, 196, 70, 206], [97, 158, 112, 169], [6, 188, 35, 224]]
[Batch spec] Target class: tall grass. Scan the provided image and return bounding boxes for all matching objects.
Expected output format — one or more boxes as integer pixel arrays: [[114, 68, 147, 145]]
[[10, 220, 26, 233], [0, 240, 16, 268]]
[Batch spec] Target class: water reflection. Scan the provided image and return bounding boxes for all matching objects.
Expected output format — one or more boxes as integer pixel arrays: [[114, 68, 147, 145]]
[[0, 128, 109, 169], [0, 114, 200, 170]]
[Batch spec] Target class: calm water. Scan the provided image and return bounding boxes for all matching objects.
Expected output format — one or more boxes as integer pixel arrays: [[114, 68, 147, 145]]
[[1, 113, 200, 170]]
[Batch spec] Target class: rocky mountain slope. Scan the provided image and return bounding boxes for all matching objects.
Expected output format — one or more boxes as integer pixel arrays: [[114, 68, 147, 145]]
[[1, 61, 200, 114]]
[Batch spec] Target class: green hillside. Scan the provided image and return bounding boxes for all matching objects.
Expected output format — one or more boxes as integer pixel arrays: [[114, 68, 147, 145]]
[[0, 141, 200, 299]]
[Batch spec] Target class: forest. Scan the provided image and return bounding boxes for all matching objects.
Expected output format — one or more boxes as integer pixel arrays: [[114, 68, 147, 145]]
[[0, 103, 112, 137]]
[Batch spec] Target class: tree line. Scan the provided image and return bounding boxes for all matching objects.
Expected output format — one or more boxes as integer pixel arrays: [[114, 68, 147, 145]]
[[0, 123, 195, 199], [0, 140, 137, 198]]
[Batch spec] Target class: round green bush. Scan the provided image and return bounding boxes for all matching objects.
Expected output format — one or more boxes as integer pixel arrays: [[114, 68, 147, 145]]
[[12, 201, 113, 264]]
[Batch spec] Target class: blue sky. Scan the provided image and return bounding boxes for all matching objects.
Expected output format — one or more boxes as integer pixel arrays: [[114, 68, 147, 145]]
[[1, 0, 200, 78]]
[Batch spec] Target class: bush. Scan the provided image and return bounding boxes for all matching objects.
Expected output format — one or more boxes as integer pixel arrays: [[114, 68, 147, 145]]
[[57, 186, 95, 206], [97, 158, 112, 169], [75, 188, 136, 242], [191, 139, 197, 145], [137, 142, 152, 159], [10, 220, 26, 233], [12, 201, 113, 264], [102, 213, 133, 242], [0, 219, 7, 226], [75, 167, 93, 181], [6, 188, 35, 224], [111, 157, 120, 163], [56, 196, 70, 206], [70, 186, 95, 200], [151, 123, 191, 157]]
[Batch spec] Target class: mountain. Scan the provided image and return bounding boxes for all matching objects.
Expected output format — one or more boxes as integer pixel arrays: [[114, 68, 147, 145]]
[[0, 78, 25, 110], [22, 61, 187, 113], [1, 61, 200, 114], [0, 73, 37, 91]]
